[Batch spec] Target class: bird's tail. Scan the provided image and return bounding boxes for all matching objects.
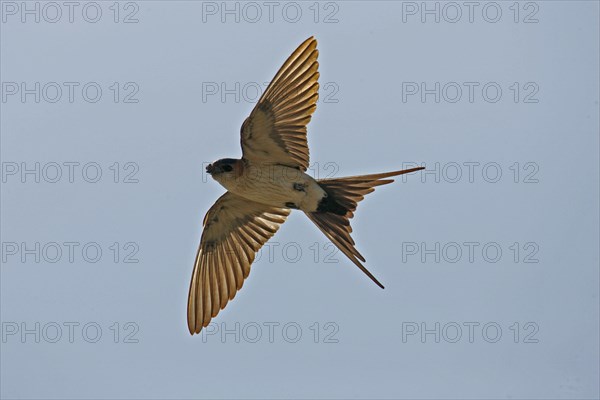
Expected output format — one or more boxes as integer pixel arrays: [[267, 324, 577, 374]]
[[305, 167, 424, 288]]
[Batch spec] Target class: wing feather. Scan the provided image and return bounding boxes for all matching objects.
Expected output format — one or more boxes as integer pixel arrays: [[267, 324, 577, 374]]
[[187, 192, 290, 334], [240, 37, 319, 171]]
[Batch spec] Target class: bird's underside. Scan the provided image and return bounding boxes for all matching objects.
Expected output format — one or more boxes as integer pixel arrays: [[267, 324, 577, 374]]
[[187, 37, 424, 334], [216, 162, 327, 211]]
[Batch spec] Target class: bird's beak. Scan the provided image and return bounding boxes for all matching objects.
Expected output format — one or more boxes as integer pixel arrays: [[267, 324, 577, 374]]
[[206, 163, 214, 174]]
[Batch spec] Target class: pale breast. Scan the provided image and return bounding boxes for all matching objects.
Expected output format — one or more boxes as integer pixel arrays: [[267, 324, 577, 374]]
[[224, 164, 325, 211]]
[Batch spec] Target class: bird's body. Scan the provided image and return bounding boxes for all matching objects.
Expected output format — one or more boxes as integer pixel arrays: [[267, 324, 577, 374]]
[[212, 160, 326, 212], [187, 37, 424, 334]]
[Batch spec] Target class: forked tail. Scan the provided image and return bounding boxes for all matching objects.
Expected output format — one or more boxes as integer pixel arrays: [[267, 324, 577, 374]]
[[305, 167, 424, 288]]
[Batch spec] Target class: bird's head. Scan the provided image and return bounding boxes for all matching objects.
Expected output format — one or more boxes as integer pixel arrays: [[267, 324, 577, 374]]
[[206, 158, 242, 185]]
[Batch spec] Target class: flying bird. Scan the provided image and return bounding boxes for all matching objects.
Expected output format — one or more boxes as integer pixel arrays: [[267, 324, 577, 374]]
[[188, 37, 424, 334]]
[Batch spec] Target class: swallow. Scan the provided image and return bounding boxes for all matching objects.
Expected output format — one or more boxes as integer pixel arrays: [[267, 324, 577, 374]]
[[187, 36, 424, 334]]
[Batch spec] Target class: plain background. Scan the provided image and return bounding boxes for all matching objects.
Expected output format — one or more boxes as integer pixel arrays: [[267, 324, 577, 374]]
[[1, 1, 598, 399]]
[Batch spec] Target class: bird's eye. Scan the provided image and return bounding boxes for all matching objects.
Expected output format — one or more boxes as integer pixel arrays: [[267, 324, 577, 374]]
[[222, 165, 233, 172]]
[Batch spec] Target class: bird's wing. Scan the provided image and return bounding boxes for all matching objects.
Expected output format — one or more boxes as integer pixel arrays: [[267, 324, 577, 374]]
[[187, 192, 290, 334], [240, 36, 319, 171]]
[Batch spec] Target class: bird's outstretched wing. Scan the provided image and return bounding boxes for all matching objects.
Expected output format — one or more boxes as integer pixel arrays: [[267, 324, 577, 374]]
[[187, 192, 290, 334], [240, 36, 319, 171]]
